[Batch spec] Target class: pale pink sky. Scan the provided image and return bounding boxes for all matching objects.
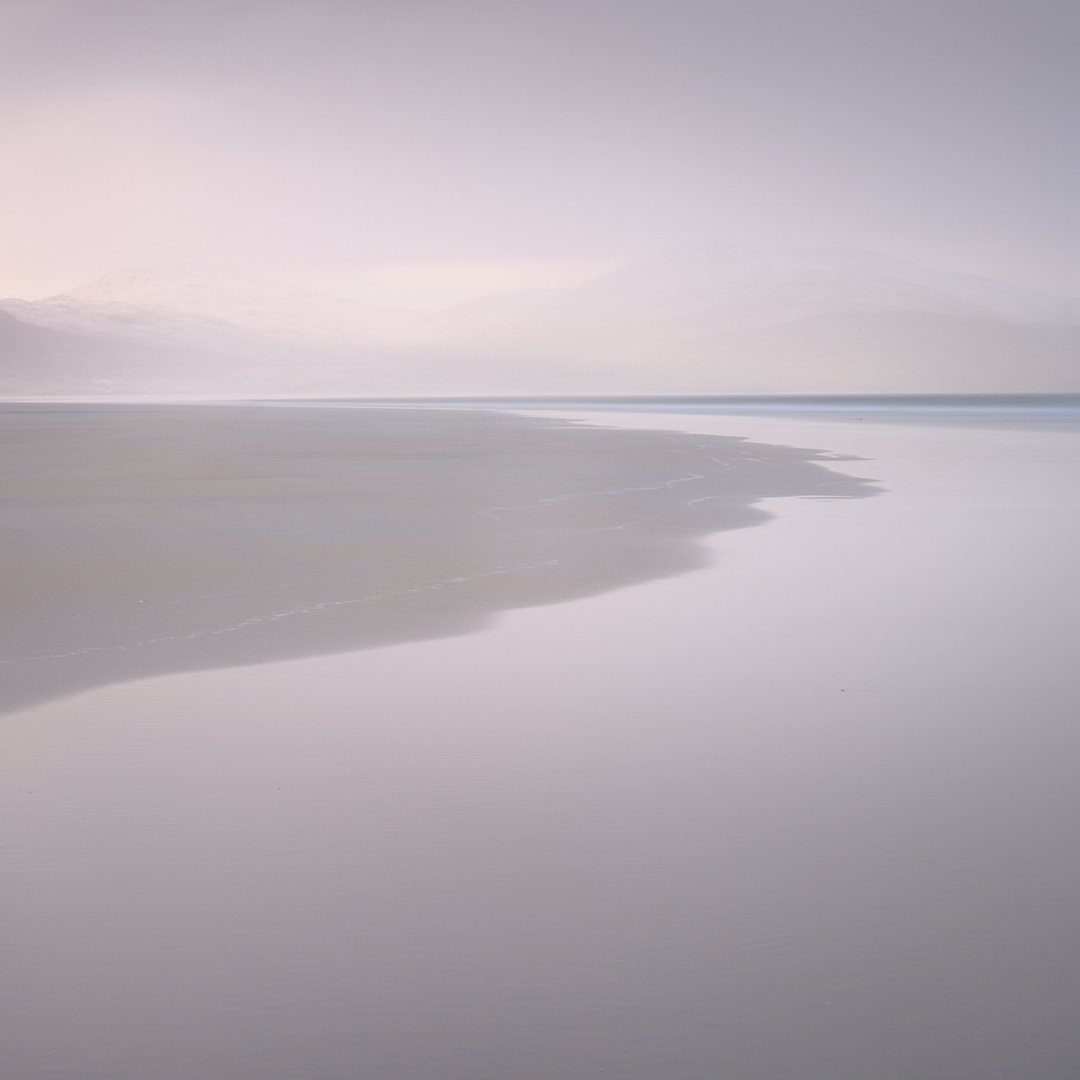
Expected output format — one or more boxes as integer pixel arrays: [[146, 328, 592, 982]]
[[1, 0, 1078, 305]]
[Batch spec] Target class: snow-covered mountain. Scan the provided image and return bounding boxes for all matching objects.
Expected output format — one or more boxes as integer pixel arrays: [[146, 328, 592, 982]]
[[3, 246, 1080, 396], [1, 264, 444, 355], [441, 244, 1080, 345], [437, 244, 1080, 392]]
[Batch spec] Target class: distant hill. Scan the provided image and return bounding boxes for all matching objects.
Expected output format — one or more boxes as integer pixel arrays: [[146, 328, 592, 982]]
[[3, 246, 1080, 397], [0, 309, 222, 397], [1, 264, 442, 354]]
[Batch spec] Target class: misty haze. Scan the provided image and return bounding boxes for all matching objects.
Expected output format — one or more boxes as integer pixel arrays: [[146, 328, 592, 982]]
[[2, 3, 1080, 1080], [4, 244, 1080, 397]]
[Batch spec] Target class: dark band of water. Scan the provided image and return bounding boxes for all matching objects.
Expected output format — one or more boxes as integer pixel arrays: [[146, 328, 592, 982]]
[[242, 393, 1080, 429]]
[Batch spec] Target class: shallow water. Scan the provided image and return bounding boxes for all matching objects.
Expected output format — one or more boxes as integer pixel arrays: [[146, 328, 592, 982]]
[[2, 410, 1079, 1079], [0, 403, 871, 715]]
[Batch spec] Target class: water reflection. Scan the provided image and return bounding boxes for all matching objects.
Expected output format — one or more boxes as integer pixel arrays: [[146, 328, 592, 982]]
[[3, 411, 1079, 1079]]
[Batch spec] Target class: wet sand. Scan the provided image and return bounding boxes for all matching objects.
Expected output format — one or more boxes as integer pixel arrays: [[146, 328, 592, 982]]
[[0, 403, 873, 715], [2, 408, 1080, 1079]]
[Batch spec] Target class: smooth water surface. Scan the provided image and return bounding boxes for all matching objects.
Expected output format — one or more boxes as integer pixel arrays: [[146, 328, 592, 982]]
[[2, 410, 1079, 1079]]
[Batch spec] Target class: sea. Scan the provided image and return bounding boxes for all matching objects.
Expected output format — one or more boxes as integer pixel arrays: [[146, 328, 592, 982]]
[[2, 396, 1079, 1080]]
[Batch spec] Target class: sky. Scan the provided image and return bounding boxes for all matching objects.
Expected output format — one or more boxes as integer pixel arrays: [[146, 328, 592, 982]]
[[1, 0, 1079, 307]]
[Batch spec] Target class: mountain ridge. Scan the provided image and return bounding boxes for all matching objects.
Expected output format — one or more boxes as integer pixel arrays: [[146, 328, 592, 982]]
[[3, 245, 1080, 396]]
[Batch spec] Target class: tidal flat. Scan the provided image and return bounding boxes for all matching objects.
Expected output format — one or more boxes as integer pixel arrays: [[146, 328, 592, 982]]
[[2, 403, 1079, 1080], [0, 403, 873, 716]]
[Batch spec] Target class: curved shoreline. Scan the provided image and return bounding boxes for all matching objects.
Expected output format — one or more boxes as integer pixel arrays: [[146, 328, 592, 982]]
[[0, 403, 877, 715]]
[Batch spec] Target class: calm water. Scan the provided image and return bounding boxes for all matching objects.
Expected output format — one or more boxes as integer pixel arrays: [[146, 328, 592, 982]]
[[2, 408, 1079, 1079]]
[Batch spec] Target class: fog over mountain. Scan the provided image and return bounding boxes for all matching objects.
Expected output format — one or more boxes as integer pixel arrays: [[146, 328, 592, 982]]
[[3, 245, 1080, 397]]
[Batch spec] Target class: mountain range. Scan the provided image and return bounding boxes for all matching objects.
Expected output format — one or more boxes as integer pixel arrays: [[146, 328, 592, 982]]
[[3, 245, 1080, 397]]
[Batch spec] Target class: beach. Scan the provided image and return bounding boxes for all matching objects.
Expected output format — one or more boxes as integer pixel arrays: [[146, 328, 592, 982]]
[[0, 403, 872, 716], [2, 404, 1079, 1079]]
